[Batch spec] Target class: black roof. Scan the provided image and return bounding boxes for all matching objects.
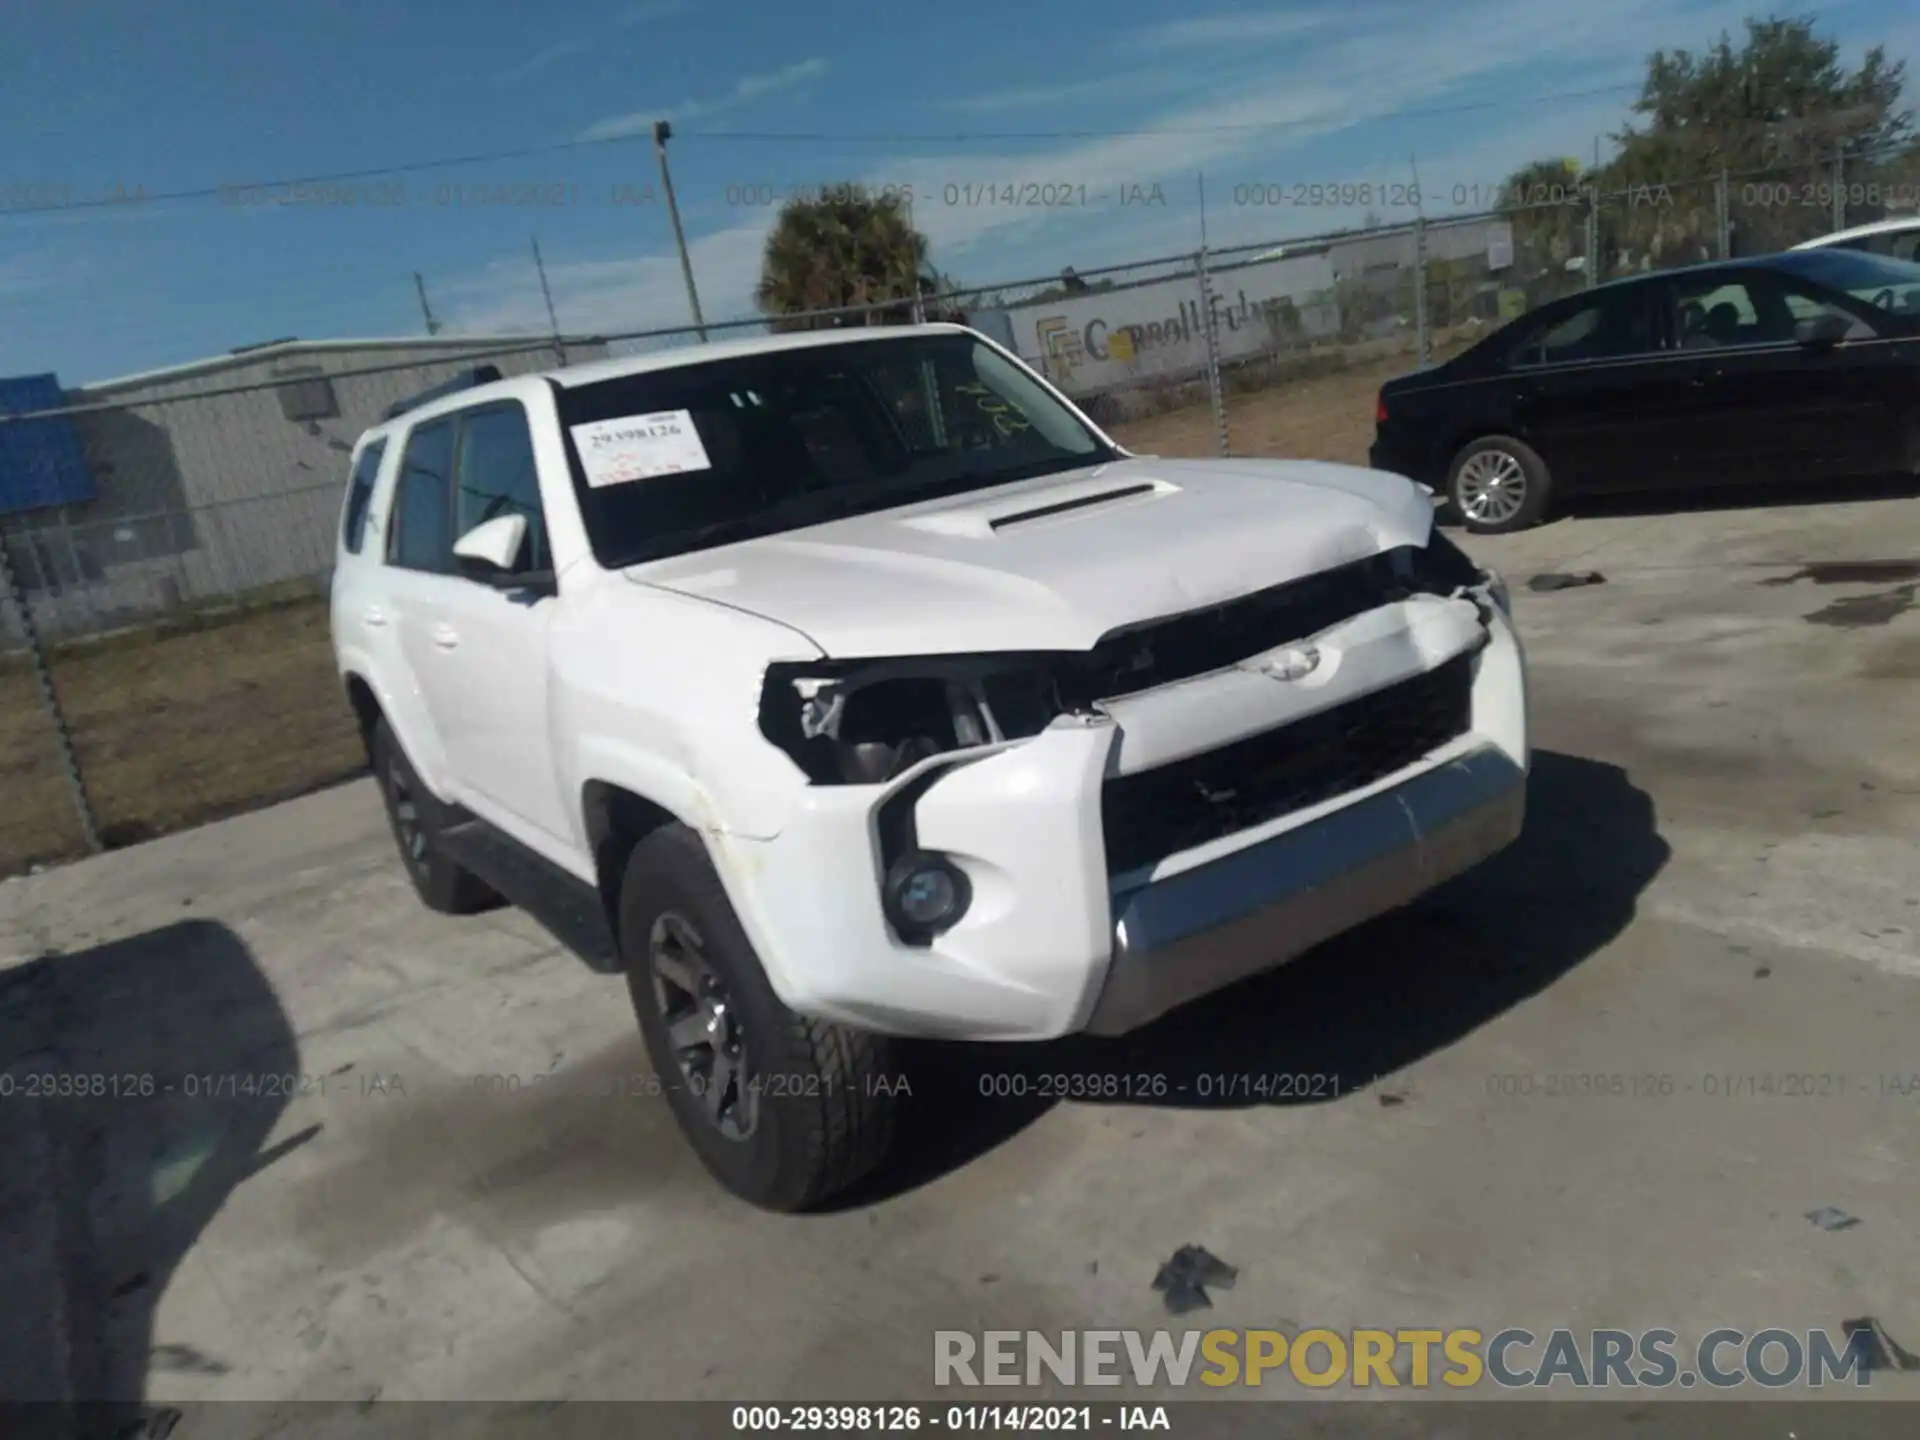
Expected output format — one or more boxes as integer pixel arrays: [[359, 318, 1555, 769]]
[[383, 365, 505, 421], [1588, 247, 1886, 292]]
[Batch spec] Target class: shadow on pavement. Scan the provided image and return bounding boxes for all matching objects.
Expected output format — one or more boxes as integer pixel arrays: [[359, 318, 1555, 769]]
[[853, 749, 1667, 1202], [0, 920, 302, 1437]]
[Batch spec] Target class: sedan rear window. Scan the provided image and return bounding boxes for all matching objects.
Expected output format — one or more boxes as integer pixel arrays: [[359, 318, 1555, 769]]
[[1509, 290, 1658, 367]]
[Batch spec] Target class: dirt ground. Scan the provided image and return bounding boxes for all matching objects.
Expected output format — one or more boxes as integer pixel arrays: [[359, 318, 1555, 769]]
[[0, 602, 362, 876], [0, 360, 1416, 879]]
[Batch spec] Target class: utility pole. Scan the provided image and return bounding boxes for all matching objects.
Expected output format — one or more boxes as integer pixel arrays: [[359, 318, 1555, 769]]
[[531, 236, 567, 365], [413, 272, 442, 336], [1410, 153, 1431, 368], [653, 120, 707, 341]]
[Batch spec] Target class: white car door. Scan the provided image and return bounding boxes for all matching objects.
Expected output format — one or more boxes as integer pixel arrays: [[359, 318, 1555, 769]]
[[432, 401, 571, 854], [378, 416, 465, 795]]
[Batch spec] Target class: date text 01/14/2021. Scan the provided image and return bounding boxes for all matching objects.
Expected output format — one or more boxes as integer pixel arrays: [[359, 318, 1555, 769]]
[[975, 1073, 1344, 1101], [730, 1404, 1171, 1431], [0, 1071, 400, 1100]]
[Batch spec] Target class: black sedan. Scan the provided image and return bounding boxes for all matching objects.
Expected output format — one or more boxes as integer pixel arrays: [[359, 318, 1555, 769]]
[[1368, 247, 1920, 533]]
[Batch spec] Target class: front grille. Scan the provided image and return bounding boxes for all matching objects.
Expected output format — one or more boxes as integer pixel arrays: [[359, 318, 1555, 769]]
[[1063, 551, 1402, 705], [1060, 541, 1481, 706], [1101, 654, 1475, 875]]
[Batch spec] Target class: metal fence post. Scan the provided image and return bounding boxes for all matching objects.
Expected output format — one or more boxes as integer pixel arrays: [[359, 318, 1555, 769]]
[[1584, 186, 1600, 288], [0, 523, 102, 855], [1728, 170, 1743, 261], [1413, 216, 1431, 368], [1832, 141, 1846, 233], [1194, 248, 1231, 458]]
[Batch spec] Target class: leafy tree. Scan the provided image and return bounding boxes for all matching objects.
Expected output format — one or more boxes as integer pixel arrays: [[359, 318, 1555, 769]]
[[755, 188, 940, 331], [1498, 14, 1915, 279]]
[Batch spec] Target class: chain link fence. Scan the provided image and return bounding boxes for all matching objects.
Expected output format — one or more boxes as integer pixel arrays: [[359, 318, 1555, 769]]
[[4, 136, 1918, 874]]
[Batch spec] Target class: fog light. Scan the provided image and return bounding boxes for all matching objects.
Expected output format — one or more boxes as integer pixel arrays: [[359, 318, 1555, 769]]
[[884, 853, 971, 942]]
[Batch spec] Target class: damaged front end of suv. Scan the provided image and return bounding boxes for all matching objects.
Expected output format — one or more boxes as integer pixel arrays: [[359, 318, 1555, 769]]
[[756, 532, 1507, 791]]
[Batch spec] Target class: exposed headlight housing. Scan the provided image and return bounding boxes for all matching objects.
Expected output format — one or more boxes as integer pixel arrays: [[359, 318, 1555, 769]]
[[759, 655, 1068, 786]]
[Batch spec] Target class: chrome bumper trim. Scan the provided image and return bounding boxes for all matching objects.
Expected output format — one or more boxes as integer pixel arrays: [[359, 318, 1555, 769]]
[[1084, 746, 1526, 1036]]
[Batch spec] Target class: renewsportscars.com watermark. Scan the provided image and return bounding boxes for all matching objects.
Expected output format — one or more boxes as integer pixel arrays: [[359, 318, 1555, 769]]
[[935, 1328, 1885, 1390]]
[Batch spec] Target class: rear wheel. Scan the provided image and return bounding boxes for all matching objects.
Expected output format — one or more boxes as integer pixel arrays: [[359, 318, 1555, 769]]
[[370, 719, 499, 914], [620, 824, 898, 1211], [1446, 435, 1552, 534]]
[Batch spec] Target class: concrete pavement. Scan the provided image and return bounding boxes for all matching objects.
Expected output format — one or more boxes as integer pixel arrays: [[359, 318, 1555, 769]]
[[3, 486, 1919, 1422]]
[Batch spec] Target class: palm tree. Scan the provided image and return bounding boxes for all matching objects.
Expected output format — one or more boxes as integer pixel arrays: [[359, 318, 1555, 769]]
[[755, 188, 937, 331]]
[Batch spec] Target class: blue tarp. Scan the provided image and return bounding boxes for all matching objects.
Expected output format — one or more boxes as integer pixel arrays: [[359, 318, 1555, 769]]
[[0, 373, 94, 516]]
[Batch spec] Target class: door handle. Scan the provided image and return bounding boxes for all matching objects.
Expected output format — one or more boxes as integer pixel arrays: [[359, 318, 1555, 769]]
[[362, 607, 389, 628], [432, 624, 460, 650]]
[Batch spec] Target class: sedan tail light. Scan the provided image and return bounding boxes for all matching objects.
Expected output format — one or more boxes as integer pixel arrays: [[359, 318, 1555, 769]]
[[1375, 394, 1389, 424]]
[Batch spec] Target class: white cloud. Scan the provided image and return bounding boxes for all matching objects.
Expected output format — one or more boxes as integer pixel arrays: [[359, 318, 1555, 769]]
[[616, 0, 691, 24], [870, 0, 1835, 266], [1129, 10, 1339, 49], [439, 217, 777, 338], [457, 0, 1864, 335], [580, 58, 829, 140], [500, 38, 591, 82], [946, 73, 1193, 115]]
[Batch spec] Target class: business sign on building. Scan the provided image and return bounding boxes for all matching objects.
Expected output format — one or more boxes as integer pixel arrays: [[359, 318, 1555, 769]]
[[1009, 252, 1339, 396]]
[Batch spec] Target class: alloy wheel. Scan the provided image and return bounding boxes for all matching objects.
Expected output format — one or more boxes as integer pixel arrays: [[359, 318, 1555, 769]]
[[649, 911, 759, 1141], [386, 759, 430, 877], [1456, 449, 1529, 526]]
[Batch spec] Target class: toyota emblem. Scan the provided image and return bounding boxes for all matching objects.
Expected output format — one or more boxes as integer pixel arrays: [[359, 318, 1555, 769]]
[[1263, 645, 1321, 681]]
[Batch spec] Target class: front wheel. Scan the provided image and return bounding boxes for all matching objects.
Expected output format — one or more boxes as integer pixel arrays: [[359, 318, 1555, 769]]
[[620, 824, 899, 1211], [1446, 435, 1552, 534]]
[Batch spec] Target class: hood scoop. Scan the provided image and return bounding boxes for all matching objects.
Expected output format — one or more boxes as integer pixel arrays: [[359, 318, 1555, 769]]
[[900, 473, 1178, 539]]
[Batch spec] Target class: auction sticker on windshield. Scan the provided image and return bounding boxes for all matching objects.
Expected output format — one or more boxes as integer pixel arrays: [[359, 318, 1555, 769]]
[[571, 411, 712, 487]]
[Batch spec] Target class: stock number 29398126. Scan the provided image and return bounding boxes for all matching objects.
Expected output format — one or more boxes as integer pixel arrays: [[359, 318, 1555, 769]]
[[977, 1072, 1170, 1100]]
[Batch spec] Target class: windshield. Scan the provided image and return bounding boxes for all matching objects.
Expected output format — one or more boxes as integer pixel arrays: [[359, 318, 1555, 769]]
[[1777, 248, 1920, 317], [555, 332, 1114, 568]]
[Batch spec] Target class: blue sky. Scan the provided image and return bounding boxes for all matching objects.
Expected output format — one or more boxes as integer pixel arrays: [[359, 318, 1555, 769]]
[[2, 0, 1915, 385]]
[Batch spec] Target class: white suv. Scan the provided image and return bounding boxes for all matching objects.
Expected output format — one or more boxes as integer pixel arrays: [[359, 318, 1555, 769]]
[[330, 324, 1531, 1210]]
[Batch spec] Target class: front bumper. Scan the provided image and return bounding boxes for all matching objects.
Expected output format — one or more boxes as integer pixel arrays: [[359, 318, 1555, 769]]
[[715, 592, 1529, 1042], [1088, 745, 1523, 1035]]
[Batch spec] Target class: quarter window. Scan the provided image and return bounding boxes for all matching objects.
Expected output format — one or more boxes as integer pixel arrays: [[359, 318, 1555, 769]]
[[341, 440, 386, 554]]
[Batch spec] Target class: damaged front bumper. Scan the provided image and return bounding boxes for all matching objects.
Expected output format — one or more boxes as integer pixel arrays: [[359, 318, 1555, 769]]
[[716, 583, 1528, 1042]]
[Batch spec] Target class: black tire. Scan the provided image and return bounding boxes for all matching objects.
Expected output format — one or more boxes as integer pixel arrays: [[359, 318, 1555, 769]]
[[619, 824, 897, 1212], [370, 719, 499, 915], [1445, 434, 1553, 535]]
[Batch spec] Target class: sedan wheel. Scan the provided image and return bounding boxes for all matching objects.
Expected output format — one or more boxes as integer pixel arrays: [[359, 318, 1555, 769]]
[[1446, 435, 1551, 534], [1455, 448, 1529, 527]]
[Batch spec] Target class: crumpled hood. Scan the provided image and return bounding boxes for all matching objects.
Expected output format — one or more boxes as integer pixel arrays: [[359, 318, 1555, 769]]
[[623, 456, 1433, 656]]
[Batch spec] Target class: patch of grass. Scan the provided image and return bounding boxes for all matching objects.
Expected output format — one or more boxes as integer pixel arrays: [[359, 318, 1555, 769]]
[[1, 599, 363, 877]]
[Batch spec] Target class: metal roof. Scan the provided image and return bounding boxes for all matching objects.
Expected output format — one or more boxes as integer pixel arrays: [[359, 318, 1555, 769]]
[[78, 333, 607, 396]]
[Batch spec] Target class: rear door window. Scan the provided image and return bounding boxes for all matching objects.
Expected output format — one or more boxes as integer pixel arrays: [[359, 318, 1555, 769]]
[[1509, 289, 1659, 367], [387, 419, 457, 573]]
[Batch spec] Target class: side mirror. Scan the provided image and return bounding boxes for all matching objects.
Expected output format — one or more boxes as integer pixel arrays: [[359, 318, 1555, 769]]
[[452, 514, 554, 595], [452, 513, 527, 574]]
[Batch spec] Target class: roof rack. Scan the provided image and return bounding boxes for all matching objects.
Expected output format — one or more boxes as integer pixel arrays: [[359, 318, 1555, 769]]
[[383, 364, 505, 421]]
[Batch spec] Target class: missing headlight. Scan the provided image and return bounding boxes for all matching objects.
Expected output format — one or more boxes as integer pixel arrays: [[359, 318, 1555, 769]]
[[761, 656, 1067, 785]]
